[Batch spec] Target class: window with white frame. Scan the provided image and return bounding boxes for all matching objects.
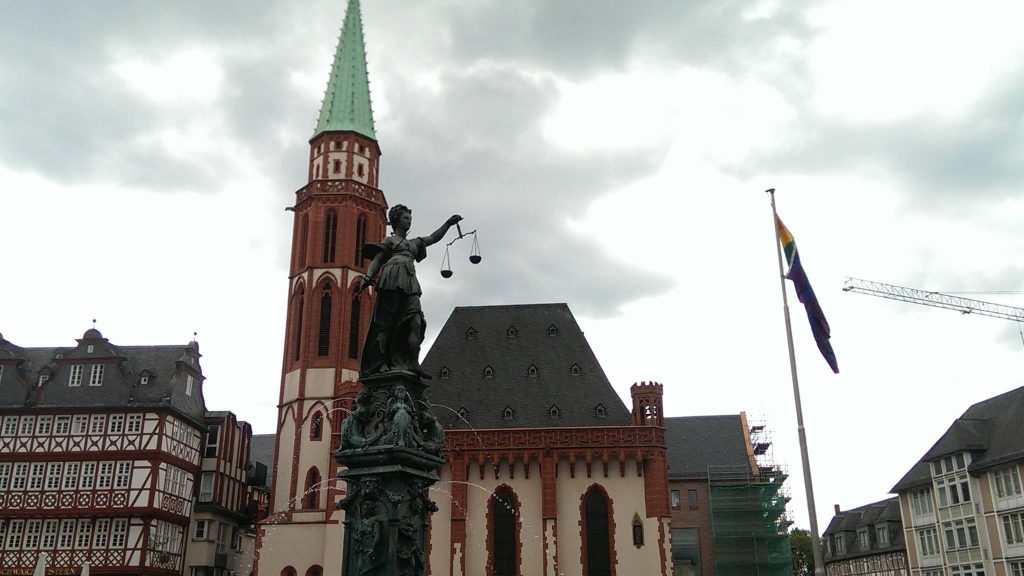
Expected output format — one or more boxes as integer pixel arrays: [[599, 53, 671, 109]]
[[58, 519, 75, 548], [857, 528, 870, 549], [89, 364, 104, 386], [69, 365, 83, 387], [93, 519, 110, 548], [1011, 561, 1024, 576], [19, 415, 35, 436], [835, 535, 845, 553], [46, 462, 62, 490], [933, 454, 968, 476], [205, 424, 220, 458], [62, 462, 80, 490], [12, 463, 29, 490], [918, 527, 940, 557], [108, 414, 125, 434], [995, 466, 1024, 499], [42, 520, 58, 548], [97, 461, 114, 489], [950, 564, 985, 576], [194, 519, 208, 540], [7, 519, 24, 549], [80, 462, 96, 489], [55, 416, 70, 435], [943, 518, 980, 550], [0, 463, 10, 491], [912, 488, 935, 515], [36, 415, 52, 436], [110, 519, 127, 548], [199, 472, 214, 502], [937, 474, 972, 507], [232, 526, 242, 550], [2, 416, 17, 436], [115, 461, 131, 489], [72, 415, 88, 435], [217, 523, 228, 553], [76, 519, 92, 547], [186, 374, 194, 396], [1002, 512, 1024, 545], [127, 413, 143, 433], [29, 462, 45, 490], [877, 525, 889, 546], [90, 415, 106, 435], [24, 520, 41, 549]]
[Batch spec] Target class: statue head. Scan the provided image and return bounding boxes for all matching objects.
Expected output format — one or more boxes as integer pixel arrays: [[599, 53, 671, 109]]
[[388, 204, 412, 231]]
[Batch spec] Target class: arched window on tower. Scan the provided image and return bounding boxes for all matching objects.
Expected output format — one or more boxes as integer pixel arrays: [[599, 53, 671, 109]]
[[281, 567, 296, 576], [348, 297, 361, 359], [298, 215, 309, 269], [582, 486, 614, 576], [489, 487, 520, 576], [292, 287, 305, 361], [322, 210, 338, 263], [317, 290, 332, 356], [310, 411, 323, 441], [303, 467, 321, 509], [355, 213, 368, 266], [305, 566, 322, 576]]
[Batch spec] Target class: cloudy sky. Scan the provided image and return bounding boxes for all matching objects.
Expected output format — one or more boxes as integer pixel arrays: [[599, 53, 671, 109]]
[[3, 0, 1024, 532]]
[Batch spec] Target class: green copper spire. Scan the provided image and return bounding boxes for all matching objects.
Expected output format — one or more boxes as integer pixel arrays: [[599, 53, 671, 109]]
[[313, 0, 376, 140]]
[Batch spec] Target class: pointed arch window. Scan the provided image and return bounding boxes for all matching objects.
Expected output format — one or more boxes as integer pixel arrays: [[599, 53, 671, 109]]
[[527, 364, 538, 377], [303, 467, 321, 509], [347, 297, 361, 359], [292, 288, 305, 361], [317, 290, 332, 357], [305, 567, 322, 576], [440, 367, 451, 379], [594, 404, 607, 418], [458, 407, 469, 422], [281, 567, 296, 576], [632, 514, 644, 548], [506, 325, 518, 338], [322, 210, 338, 263], [298, 215, 309, 268], [466, 327, 478, 339], [354, 213, 368, 265], [547, 324, 558, 336], [570, 363, 582, 376], [502, 406, 515, 420], [548, 405, 560, 419], [489, 487, 520, 576], [582, 486, 614, 576], [310, 411, 323, 441], [483, 366, 494, 378]]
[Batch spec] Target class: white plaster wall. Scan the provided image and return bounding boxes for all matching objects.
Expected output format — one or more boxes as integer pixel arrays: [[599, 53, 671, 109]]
[[273, 409, 297, 514], [326, 152, 346, 179], [282, 370, 301, 405], [255, 522, 327, 576], [429, 464, 453, 576], [352, 156, 369, 184], [303, 368, 335, 400], [321, 514, 345, 576], [463, 460, 545, 576]]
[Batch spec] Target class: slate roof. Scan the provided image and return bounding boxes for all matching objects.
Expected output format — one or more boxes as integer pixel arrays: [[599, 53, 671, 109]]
[[0, 329, 207, 426], [420, 304, 631, 429], [823, 497, 905, 562], [891, 385, 1024, 492], [664, 415, 755, 479]]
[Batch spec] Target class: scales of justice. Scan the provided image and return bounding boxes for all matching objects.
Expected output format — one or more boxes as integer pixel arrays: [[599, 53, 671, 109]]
[[335, 204, 480, 576]]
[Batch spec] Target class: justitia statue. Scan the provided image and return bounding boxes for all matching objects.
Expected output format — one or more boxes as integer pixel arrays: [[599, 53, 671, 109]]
[[355, 204, 462, 378], [338, 203, 462, 576]]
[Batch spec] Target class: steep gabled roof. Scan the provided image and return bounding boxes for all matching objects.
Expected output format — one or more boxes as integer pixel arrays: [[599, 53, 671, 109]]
[[663, 415, 754, 479], [313, 0, 376, 140], [421, 304, 630, 429]]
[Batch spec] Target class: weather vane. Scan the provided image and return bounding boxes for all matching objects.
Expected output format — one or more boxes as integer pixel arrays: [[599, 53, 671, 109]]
[[440, 221, 481, 278]]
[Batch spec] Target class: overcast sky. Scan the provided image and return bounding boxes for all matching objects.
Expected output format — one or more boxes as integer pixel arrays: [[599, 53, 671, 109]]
[[3, 0, 1024, 533]]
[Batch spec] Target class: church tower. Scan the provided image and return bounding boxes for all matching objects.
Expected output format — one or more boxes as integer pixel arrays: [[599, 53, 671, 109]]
[[258, 2, 386, 574]]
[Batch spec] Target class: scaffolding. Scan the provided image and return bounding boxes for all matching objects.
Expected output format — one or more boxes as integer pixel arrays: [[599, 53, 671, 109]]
[[708, 419, 794, 576]]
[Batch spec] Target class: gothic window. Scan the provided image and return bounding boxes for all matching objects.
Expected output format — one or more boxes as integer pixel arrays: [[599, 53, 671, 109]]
[[527, 364, 538, 377], [322, 210, 338, 263], [317, 291, 332, 356], [305, 567, 322, 576], [299, 215, 309, 267], [281, 567, 297, 576], [583, 486, 613, 576], [440, 367, 451, 379], [490, 488, 519, 576], [292, 288, 305, 361], [355, 213, 368, 265], [594, 404, 607, 418], [506, 325, 518, 337], [632, 515, 644, 548], [570, 363, 582, 376], [303, 468, 321, 509], [310, 411, 323, 441], [347, 297, 361, 359], [547, 324, 558, 336], [502, 406, 514, 420], [548, 405, 560, 418], [483, 366, 494, 378]]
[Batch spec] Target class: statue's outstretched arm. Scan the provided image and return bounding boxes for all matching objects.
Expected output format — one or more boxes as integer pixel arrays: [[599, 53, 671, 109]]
[[422, 215, 463, 247]]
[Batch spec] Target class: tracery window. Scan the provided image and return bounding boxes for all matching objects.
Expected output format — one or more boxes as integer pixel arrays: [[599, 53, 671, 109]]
[[317, 290, 332, 356], [310, 411, 323, 441], [490, 487, 520, 576], [583, 486, 613, 576], [322, 210, 338, 263], [304, 467, 321, 509]]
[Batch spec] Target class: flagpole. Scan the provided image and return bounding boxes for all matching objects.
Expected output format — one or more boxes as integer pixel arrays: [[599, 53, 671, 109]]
[[768, 188, 825, 576]]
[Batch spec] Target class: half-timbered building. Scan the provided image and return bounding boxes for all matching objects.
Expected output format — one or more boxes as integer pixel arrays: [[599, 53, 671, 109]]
[[0, 328, 205, 576]]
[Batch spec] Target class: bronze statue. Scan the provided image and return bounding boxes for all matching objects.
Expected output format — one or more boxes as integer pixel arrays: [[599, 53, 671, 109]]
[[384, 384, 418, 448], [355, 205, 462, 378]]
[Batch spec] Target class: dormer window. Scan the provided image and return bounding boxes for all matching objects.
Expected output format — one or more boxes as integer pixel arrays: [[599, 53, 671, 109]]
[[69, 365, 83, 387], [506, 325, 518, 338], [38, 374, 49, 386], [548, 405, 560, 418], [186, 375, 194, 396], [527, 364, 538, 377], [547, 325, 558, 336], [140, 375, 149, 386], [594, 403, 607, 418], [88, 365, 104, 387], [440, 367, 451, 379], [502, 406, 515, 420], [569, 363, 582, 376], [877, 525, 889, 546], [87, 345, 94, 354], [483, 366, 494, 378], [466, 327, 478, 339], [458, 407, 469, 422]]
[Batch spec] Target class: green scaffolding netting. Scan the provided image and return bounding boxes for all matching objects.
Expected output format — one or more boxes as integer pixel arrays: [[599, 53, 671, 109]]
[[709, 469, 794, 576]]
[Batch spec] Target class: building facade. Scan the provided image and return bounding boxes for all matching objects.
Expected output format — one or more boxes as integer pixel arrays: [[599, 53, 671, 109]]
[[823, 498, 908, 576], [891, 385, 1024, 576]]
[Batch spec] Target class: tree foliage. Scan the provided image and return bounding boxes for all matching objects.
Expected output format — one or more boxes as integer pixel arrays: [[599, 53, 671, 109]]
[[790, 528, 815, 576]]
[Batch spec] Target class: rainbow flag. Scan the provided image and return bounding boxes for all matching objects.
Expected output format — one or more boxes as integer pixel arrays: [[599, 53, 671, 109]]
[[776, 215, 839, 373]]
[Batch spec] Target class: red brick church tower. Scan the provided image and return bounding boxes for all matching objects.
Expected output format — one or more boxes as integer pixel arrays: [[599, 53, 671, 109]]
[[258, 1, 385, 573]]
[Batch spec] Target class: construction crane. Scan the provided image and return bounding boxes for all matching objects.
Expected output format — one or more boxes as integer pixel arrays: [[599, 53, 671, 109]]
[[842, 277, 1024, 322]]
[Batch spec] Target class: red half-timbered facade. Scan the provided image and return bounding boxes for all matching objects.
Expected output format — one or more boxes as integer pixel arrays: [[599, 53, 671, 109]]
[[0, 329, 206, 576]]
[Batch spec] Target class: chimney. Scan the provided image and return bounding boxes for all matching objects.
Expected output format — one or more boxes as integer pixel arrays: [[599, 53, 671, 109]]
[[834, 504, 841, 515]]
